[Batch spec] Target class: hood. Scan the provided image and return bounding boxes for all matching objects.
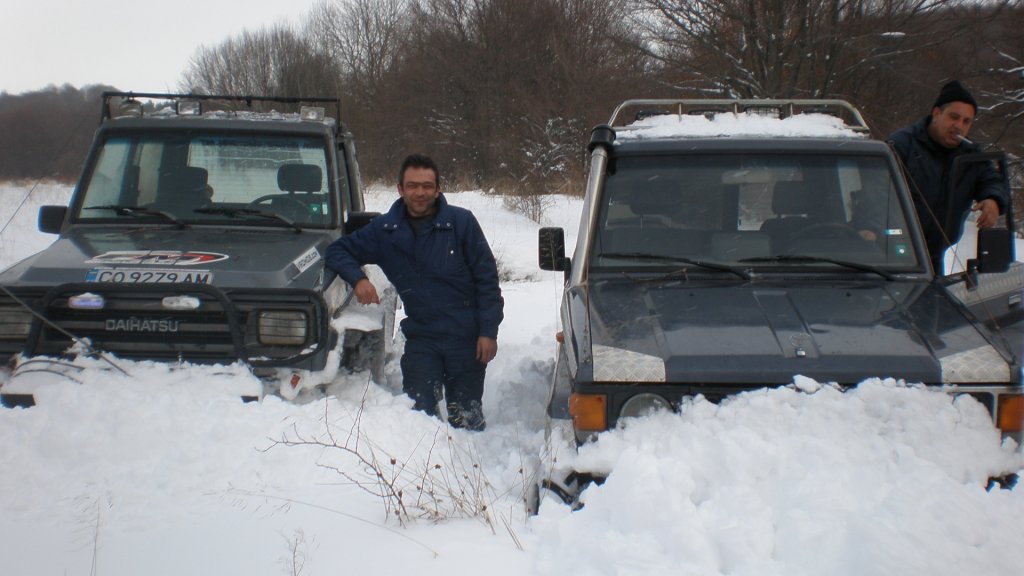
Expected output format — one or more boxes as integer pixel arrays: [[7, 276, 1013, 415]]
[[1, 227, 334, 289], [577, 277, 1011, 386]]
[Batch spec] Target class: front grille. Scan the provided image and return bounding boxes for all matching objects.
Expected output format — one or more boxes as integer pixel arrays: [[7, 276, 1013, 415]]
[[22, 283, 328, 367], [33, 285, 239, 361]]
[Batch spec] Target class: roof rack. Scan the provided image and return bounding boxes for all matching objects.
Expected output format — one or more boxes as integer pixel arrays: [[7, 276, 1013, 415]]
[[99, 92, 344, 133], [608, 99, 870, 133]]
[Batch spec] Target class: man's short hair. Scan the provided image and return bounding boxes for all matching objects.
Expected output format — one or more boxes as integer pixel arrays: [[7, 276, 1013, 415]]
[[399, 154, 440, 187]]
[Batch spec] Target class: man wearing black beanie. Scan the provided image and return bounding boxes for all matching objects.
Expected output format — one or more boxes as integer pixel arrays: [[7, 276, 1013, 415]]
[[888, 80, 1006, 273]]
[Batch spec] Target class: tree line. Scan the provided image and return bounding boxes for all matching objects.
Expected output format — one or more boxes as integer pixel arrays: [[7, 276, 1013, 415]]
[[2, 0, 1021, 209], [0, 84, 116, 181]]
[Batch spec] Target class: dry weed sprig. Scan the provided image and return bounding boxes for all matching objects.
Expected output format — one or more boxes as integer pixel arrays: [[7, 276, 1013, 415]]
[[268, 384, 522, 529], [266, 376, 538, 557]]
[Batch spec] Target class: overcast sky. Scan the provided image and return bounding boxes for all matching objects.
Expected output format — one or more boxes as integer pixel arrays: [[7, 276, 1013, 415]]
[[1, 0, 323, 95]]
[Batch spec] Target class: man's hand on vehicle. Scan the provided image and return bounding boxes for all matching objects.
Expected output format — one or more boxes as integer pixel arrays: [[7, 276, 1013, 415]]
[[353, 278, 380, 305], [973, 198, 999, 229], [477, 336, 497, 364]]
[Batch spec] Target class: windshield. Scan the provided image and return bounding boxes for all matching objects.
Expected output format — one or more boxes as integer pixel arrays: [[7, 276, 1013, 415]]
[[591, 153, 922, 271], [76, 132, 335, 227]]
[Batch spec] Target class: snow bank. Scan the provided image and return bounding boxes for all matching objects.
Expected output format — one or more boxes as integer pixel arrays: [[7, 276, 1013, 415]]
[[0, 182, 1021, 576]]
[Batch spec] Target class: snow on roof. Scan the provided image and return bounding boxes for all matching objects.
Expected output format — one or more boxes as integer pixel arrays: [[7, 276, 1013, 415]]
[[616, 111, 866, 140], [140, 107, 336, 126]]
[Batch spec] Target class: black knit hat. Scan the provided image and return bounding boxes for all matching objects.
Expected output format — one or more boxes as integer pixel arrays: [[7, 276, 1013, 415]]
[[933, 80, 977, 112]]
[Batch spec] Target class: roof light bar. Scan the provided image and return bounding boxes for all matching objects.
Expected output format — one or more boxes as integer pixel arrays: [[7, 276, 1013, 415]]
[[115, 100, 144, 118], [177, 100, 202, 116], [300, 106, 325, 122], [99, 93, 346, 134]]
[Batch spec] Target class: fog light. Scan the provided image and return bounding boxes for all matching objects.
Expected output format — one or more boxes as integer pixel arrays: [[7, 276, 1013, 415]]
[[68, 293, 105, 310], [257, 310, 307, 345], [620, 393, 672, 422], [998, 395, 1023, 433], [569, 393, 607, 432], [162, 295, 200, 310], [0, 308, 32, 340]]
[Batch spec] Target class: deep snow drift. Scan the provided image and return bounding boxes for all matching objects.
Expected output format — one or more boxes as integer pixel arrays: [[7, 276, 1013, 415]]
[[0, 182, 1021, 576]]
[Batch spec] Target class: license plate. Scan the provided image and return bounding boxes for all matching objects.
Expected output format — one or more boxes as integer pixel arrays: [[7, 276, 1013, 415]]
[[86, 267, 214, 284]]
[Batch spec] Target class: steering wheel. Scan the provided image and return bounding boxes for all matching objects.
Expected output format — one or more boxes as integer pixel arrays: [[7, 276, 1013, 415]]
[[246, 194, 308, 221], [789, 222, 864, 242]]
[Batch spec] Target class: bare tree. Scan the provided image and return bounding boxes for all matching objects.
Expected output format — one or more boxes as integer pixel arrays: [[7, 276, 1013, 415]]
[[304, 0, 414, 178], [629, 0, 1002, 101], [971, 5, 1024, 148], [306, 0, 411, 104], [969, 5, 1024, 232], [173, 0, 655, 186], [397, 0, 654, 188], [7, 0, 1024, 197], [180, 24, 336, 103], [0, 84, 109, 181], [27, 0, 1011, 202]]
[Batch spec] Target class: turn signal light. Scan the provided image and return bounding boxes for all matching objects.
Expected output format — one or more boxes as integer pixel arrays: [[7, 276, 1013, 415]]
[[997, 395, 1023, 433], [569, 393, 607, 432]]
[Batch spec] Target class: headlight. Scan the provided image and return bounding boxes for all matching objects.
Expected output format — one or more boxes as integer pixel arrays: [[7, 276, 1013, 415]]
[[0, 307, 33, 340], [257, 310, 308, 345], [620, 393, 672, 421]]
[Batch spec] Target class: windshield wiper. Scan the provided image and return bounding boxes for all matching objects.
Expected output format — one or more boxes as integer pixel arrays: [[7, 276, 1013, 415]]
[[739, 255, 895, 281], [598, 251, 751, 280], [194, 207, 303, 233], [85, 205, 188, 228]]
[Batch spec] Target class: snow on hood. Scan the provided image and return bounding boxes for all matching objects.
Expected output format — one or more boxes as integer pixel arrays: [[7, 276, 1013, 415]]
[[617, 112, 866, 140]]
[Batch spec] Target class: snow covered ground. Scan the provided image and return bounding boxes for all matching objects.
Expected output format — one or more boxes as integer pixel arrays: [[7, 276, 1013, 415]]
[[0, 182, 1022, 576]]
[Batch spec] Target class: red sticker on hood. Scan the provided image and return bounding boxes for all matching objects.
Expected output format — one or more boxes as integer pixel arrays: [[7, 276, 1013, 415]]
[[85, 250, 230, 267]]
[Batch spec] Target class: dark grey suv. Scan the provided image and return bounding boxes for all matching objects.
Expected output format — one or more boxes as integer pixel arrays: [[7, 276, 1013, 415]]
[[0, 93, 395, 406], [536, 99, 1022, 506]]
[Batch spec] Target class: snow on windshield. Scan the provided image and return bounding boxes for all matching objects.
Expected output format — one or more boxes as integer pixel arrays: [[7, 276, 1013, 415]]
[[617, 112, 866, 140]]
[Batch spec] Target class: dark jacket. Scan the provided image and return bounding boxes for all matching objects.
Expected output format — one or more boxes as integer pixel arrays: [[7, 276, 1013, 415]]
[[888, 116, 1006, 264], [325, 194, 503, 342]]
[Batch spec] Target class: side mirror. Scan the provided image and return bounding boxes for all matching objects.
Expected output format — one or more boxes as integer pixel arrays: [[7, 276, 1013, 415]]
[[344, 211, 380, 234], [949, 152, 1017, 282], [969, 227, 1014, 275], [38, 205, 67, 234], [539, 227, 570, 272]]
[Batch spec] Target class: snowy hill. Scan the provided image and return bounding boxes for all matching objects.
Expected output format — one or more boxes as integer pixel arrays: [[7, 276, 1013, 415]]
[[0, 183, 1021, 576]]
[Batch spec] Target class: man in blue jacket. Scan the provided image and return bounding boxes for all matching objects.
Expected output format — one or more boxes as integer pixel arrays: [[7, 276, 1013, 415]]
[[888, 80, 1007, 273], [326, 154, 503, 430]]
